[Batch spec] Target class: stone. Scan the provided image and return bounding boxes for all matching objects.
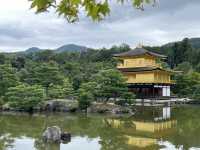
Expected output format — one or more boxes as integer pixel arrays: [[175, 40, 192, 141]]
[[41, 99, 78, 112], [42, 126, 61, 143], [61, 132, 71, 143], [2, 103, 11, 111], [88, 102, 134, 115]]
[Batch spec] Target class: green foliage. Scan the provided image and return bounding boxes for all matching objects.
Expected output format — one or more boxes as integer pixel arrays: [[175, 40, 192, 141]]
[[173, 72, 200, 100], [79, 82, 98, 96], [63, 78, 75, 97], [156, 58, 170, 69], [11, 56, 26, 70], [29, 0, 153, 22], [77, 68, 135, 108], [21, 62, 64, 97], [120, 92, 135, 105], [145, 38, 194, 69], [32, 62, 63, 88], [48, 78, 74, 99], [77, 82, 98, 110], [0, 54, 6, 64], [0, 65, 19, 96], [5, 84, 44, 111], [174, 62, 193, 74], [78, 90, 94, 110], [192, 84, 200, 100], [77, 69, 135, 105], [195, 63, 200, 72], [0, 99, 4, 107], [30, 0, 56, 13], [92, 69, 129, 102], [114, 92, 135, 106], [48, 85, 67, 99], [33, 50, 55, 62]]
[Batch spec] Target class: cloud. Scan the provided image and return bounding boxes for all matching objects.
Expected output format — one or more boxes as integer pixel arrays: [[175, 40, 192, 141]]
[[0, 0, 200, 52]]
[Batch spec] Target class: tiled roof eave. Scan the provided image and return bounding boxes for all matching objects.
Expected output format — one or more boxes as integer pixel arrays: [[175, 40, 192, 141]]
[[113, 48, 167, 58], [118, 67, 173, 73]]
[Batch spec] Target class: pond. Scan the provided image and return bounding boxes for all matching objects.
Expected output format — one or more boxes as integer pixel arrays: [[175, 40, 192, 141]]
[[0, 105, 200, 150]]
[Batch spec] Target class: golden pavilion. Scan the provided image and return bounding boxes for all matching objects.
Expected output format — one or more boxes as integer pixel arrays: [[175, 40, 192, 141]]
[[114, 46, 173, 98]]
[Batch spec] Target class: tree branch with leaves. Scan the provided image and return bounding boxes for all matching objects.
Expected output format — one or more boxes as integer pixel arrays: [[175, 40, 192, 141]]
[[29, 0, 156, 22]]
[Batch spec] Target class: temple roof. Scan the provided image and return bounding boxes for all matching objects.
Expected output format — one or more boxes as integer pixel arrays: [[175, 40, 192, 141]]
[[113, 47, 166, 58]]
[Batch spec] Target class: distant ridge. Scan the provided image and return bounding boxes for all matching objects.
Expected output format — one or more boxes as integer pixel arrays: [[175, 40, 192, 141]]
[[188, 38, 200, 49], [56, 44, 87, 53], [24, 44, 88, 53], [25, 47, 42, 53]]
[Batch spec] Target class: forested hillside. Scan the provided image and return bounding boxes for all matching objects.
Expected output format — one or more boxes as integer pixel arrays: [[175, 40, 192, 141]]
[[1, 38, 200, 111], [0, 44, 134, 111], [145, 38, 200, 70]]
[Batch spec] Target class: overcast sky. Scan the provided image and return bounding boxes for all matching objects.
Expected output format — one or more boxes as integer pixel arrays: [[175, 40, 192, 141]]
[[0, 0, 200, 52]]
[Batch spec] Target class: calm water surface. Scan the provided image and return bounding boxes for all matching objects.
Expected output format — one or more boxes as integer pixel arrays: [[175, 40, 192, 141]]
[[0, 105, 200, 150]]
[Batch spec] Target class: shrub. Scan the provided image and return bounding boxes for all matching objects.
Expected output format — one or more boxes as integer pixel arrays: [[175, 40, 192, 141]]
[[78, 91, 93, 110], [5, 84, 44, 111], [48, 78, 74, 99]]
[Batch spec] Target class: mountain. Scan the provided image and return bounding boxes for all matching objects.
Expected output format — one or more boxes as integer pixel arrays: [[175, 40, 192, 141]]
[[188, 38, 200, 49], [56, 44, 88, 53], [25, 47, 42, 53], [24, 44, 88, 54]]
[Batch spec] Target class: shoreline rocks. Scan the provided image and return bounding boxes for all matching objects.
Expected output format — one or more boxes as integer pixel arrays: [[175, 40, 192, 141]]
[[39, 99, 78, 112], [87, 102, 134, 115], [0, 99, 135, 115]]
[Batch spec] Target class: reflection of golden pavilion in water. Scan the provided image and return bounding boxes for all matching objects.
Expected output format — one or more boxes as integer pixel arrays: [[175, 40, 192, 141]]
[[133, 119, 177, 133], [125, 136, 157, 148], [106, 107, 177, 149]]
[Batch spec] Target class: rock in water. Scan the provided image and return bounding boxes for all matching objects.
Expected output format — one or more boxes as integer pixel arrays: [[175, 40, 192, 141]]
[[42, 126, 61, 142], [61, 132, 71, 142]]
